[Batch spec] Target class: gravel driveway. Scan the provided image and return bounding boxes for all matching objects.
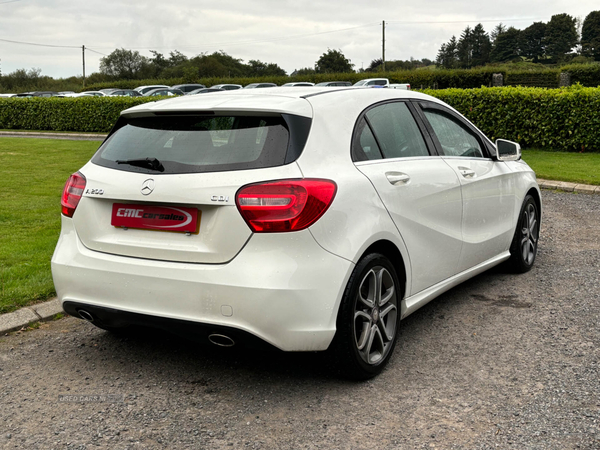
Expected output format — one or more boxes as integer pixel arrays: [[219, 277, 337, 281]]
[[1, 190, 599, 450]]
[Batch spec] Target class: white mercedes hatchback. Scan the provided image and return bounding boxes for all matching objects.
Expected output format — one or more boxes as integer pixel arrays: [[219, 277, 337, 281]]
[[52, 87, 541, 379]]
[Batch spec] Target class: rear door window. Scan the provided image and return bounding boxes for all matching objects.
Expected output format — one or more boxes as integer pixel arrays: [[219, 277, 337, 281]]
[[352, 101, 431, 161]]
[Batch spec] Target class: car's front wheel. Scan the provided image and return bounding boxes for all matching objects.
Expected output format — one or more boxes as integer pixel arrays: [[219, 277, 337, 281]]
[[331, 253, 401, 380], [507, 194, 539, 273]]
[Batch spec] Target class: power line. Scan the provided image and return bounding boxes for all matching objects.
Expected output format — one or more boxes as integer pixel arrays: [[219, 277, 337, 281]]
[[0, 16, 548, 56], [85, 47, 107, 56], [0, 37, 79, 49], [0, 0, 21, 4], [386, 17, 542, 25], [84, 22, 382, 51]]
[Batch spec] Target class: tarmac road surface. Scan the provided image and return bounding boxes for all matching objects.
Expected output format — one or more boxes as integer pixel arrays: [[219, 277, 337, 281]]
[[1, 190, 599, 450]]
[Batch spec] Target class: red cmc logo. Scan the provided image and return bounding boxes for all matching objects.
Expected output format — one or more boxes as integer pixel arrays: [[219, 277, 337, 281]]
[[111, 204, 199, 233]]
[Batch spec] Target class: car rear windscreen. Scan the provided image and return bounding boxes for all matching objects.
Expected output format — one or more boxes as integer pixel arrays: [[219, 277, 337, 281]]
[[92, 114, 308, 174]]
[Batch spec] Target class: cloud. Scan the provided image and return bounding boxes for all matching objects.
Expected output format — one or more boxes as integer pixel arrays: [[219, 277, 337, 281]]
[[0, 0, 597, 79]]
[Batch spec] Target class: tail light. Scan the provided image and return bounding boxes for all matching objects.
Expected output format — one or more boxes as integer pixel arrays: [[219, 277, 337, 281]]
[[61, 172, 86, 217], [236, 179, 337, 232]]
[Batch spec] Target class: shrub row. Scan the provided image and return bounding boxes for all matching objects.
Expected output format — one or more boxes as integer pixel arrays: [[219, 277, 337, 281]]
[[81, 65, 600, 93], [1, 86, 599, 151], [424, 85, 600, 152], [0, 96, 155, 132]]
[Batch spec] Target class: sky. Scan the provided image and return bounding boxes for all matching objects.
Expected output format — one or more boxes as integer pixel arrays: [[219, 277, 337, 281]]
[[0, 0, 598, 79]]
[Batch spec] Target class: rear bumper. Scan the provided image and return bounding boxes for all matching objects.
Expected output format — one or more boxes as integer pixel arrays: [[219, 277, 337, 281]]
[[51, 216, 353, 351], [62, 301, 281, 351]]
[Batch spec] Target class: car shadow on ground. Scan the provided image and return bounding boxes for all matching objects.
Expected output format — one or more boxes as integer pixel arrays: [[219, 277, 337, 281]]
[[72, 261, 528, 384]]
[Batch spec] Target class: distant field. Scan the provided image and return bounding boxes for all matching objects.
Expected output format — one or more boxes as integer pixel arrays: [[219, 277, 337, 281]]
[[0, 137, 598, 314]]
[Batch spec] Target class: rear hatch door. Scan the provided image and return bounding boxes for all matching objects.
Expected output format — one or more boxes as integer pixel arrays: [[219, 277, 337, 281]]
[[71, 112, 309, 264]]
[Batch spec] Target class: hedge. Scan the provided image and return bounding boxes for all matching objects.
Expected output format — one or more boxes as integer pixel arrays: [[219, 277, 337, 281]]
[[424, 85, 600, 152], [82, 68, 504, 92], [79, 64, 600, 93], [0, 96, 155, 132], [1, 86, 599, 151]]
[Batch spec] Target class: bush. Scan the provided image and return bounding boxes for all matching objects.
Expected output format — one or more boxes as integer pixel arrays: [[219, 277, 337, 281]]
[[424, 85, 600, 151], [560, 63, 600, 87], [0, 97, 155, 132], [1, 86, 600, 152], [505, 71, 559, 88]]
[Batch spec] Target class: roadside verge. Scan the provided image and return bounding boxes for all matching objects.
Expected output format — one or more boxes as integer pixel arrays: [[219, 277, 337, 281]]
[[1, 298, 62, 335]]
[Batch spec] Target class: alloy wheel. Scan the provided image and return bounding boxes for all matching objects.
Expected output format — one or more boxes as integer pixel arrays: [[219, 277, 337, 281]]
[[354, 266, 398, 365]]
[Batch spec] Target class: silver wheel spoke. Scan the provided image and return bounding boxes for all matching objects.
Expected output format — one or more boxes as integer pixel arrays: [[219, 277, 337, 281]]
[[358, 270, 376, 309], [365, 324, 384, 364], [380, 284, 395, 307], [379, 303, 397, 341], [355, 321, 371, 351]]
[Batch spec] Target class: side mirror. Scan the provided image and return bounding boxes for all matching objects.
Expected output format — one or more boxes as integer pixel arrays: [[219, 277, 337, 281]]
[[495, 139, 521, 161]]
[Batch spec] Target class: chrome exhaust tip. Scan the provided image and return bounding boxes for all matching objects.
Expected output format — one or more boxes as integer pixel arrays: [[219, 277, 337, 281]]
[[78, 309, 95, 323], [208, 333, 235, 347]]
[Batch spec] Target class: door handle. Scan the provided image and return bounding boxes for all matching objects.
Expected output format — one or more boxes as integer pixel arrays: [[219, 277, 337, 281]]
[[458, 167, 476, 178], [385, 172, 410, 186]]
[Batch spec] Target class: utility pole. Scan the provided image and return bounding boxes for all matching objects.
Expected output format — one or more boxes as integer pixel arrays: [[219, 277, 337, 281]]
[[382, 20, 386, 72], [82, 45, 86, 88]]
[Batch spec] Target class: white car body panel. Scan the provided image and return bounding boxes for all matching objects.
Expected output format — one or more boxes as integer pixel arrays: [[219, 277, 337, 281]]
[[53, 218, 352, 351], [355, 157, 463, 295], [441, 156, 517, 272]]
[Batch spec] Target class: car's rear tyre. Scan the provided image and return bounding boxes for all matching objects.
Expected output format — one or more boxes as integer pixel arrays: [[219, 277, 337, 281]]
[[331, 253, 401, 380], [507, 194, 539, 273]]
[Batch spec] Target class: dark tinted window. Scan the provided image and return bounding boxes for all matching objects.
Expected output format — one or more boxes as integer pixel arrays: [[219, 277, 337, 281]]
[[352, 118, 383, 162], [92, 115, 303, 174]]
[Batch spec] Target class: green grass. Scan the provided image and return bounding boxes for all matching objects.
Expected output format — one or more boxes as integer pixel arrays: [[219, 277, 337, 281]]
[[0, 138, 99, 313], [0, 129, 107, 135], [522, 149, 600, 186], [0, 138, 598, 314]]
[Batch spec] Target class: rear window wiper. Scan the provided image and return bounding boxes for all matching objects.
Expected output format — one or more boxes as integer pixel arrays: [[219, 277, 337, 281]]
[[115, 157, 165, 172]]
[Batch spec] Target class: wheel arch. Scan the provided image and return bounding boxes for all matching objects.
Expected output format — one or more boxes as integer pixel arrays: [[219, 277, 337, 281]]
[[527, 187, 542, 225], [358, 239, 407, 300]]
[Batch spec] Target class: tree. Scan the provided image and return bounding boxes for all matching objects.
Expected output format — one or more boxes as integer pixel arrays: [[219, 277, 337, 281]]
[[246, 60, 286, 77], [99, 48, 149, 80], [292, 67, 316, 76], [581, 11, 600, 60], [520, 22, 547, 62], [490, 23, 507, 45], [436, 36, 459, 69], [457, 26, 474, 68], [315, 49, 354, 73], [545, 13, 578, 62], [0, 67, 43, 91], [190, 51, 247, 78], [168, 50, 188, 67], [149, 50, 169, 74], [490, 27, 521, 62], [471, 24, 492, 67], [366, 58, 383, 72]]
